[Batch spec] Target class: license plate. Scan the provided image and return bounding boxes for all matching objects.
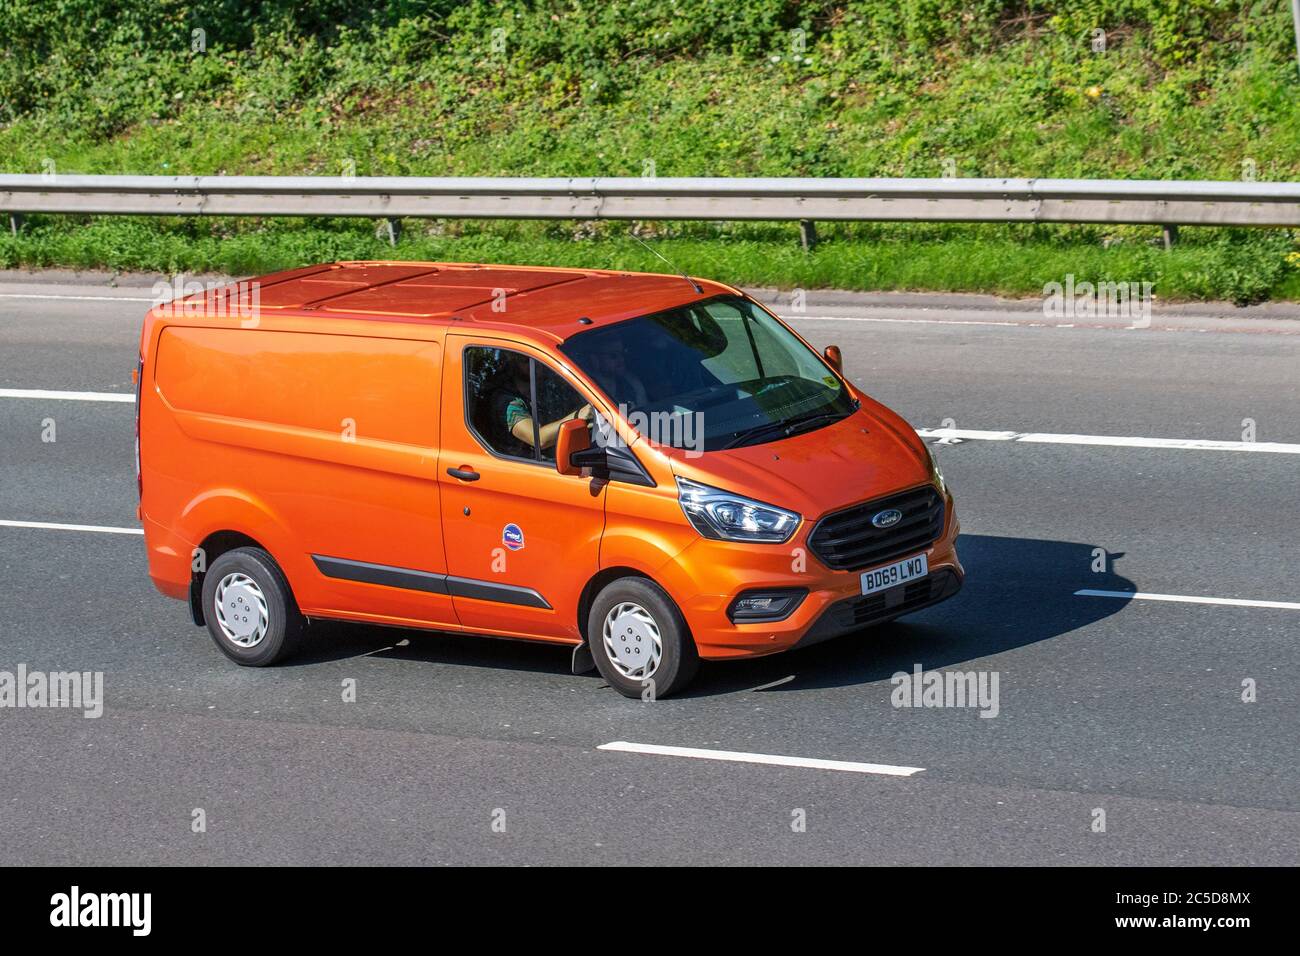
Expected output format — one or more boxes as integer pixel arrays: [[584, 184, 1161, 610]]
[[860, 553, 928, 595]]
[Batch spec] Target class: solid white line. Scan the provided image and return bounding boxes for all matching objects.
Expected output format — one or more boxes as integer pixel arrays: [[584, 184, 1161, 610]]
[[0, 519, 143, 535], [779, 311, 1300, 335], [2, 388, 1296, 454], [0, 293, 155, 302], [597, 741, 924, 776], [0, 388, 134, 403], [1075, 589, 1300, 611], [917, 427, 1300, 454], [781, 312, 1024, 328]]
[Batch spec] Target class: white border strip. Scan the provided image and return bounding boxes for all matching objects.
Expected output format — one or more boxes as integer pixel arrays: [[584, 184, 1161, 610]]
[[918, 427, 1300, 454], [0, 388, 134, 403], [0, 519, 143, 535], [1075, 589, 1300, 610], [598, 741, 924, 776]]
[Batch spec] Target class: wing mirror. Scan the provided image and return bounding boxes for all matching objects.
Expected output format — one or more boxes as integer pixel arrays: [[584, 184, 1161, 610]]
[[824, 345, 843, 374], [555, 418, 592, 476]]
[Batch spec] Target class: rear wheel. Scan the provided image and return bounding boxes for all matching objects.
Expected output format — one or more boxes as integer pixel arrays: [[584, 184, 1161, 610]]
[[588, 577, 698, 698], [201, 547, 304, 666]]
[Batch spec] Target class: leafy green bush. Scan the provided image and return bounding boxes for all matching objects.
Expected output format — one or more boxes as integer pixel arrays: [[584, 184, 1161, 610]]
[[0, 2, 1297, 299]]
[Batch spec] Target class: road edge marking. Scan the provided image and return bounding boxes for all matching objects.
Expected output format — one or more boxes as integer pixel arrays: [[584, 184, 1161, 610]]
[[779, 312, 1300, 335], [1, 389, 1296, 455], [0, 293, 156, 302]]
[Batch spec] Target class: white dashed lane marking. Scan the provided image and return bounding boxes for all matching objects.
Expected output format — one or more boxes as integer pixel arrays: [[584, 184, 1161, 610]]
[[1075, 589, 1300, 611], [597, 741, 925, 777], [0, 388, 135, 403], [917, 428, 1300, 454], [0, 519, 143, 535]]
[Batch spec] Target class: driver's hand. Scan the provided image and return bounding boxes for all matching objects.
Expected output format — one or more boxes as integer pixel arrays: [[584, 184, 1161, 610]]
[[577, 404, 594, 422]]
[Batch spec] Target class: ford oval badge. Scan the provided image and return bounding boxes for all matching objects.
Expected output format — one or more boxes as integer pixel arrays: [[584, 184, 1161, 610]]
[[871, 508, 903, 529]]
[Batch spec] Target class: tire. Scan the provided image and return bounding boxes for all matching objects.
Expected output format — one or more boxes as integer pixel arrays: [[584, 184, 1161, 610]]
[[587, 577, 699, 699], [200, 547, 304, 666]]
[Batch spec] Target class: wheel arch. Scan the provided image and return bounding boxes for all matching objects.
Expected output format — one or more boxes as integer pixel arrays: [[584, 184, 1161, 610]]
[[176, 487, 296, 626], [576, 566, 653, 642], [188, 530, 271, 626]]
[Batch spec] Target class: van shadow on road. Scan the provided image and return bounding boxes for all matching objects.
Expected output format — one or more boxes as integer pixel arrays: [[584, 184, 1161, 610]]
[[692, 534, 1135, 696], [286, 534, 1135, 698], [289, 616, 573, 675]]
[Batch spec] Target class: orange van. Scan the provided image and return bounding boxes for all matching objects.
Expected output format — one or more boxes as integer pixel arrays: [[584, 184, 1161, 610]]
[[138, 261, 962, 697]]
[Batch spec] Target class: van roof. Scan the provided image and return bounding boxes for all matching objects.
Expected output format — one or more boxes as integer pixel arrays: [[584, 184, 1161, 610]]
[[176, 260, 740, 342]]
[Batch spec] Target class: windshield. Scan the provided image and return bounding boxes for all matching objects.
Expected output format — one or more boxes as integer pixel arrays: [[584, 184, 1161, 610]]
[[560, 295, 856, 451]]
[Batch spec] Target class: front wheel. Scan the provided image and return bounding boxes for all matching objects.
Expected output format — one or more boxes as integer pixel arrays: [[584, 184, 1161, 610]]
[[588, 577, 699, 699], [201, 547, 304, 666]]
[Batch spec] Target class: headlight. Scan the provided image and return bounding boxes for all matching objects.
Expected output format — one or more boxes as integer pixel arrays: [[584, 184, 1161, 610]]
[[924, 442, 947, 495], [676, 477, 800, 543]]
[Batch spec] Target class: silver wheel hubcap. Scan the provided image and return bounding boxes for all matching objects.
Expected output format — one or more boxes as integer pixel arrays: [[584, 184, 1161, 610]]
[[602, 602, 662, 680], [214, 572, 270, 648]]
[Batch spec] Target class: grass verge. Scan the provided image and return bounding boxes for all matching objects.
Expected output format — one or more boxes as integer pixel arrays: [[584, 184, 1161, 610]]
[[1, 217, 1296, 304]]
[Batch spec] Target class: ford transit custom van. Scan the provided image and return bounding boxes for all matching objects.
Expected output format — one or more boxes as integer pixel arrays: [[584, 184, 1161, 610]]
[[138, 261, 962, 697]]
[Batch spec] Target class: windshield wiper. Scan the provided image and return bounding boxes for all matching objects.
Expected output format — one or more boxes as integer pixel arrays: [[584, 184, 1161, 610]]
[[723, 421, 788, 449], [723, 408, 852, 449], [782, 410, 852, 437]]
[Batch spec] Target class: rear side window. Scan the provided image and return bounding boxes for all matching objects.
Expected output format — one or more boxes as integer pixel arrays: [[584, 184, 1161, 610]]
[[464, 346, 592, 463]]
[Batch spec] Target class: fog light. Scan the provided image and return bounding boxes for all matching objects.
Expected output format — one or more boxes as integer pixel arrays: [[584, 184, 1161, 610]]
[[728, 588, 807, 623]]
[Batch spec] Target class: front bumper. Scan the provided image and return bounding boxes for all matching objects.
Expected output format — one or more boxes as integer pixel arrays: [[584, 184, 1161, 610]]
[[793, 566, 963, 649], [673, 488, 963, 660]]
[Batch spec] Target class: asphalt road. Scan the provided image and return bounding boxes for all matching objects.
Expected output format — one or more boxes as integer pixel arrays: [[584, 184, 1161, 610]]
[[1, 272, 1297, 865]]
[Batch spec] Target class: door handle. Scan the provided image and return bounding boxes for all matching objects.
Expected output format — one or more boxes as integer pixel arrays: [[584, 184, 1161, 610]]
[[446, 466, 480, 482]]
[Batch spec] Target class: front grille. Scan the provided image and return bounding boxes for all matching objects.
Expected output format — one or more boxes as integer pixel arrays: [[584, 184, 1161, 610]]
[[808, 484, 944, 571]]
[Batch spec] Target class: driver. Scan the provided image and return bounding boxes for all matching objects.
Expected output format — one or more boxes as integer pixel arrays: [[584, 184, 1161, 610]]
[[495, 354, 593, 453], [588, 336, 649, 410]]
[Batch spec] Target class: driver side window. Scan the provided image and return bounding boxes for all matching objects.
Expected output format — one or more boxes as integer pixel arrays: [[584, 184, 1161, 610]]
[[464, 346, 591, 464], [532, 360, 587, 462]]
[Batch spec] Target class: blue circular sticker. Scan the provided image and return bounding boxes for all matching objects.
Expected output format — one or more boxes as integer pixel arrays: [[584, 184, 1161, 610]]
[[502, 523, 525, 551]]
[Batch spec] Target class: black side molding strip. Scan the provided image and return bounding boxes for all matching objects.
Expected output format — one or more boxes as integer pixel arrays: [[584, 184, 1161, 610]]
[[312, 555, 449, 594], [445, 575, 552, 609], [311, 555, 550, 609]]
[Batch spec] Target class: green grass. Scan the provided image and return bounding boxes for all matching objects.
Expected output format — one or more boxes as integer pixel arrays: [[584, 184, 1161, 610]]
[[2, 2, 1299, 302], [2, 216, 1294, 304]]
